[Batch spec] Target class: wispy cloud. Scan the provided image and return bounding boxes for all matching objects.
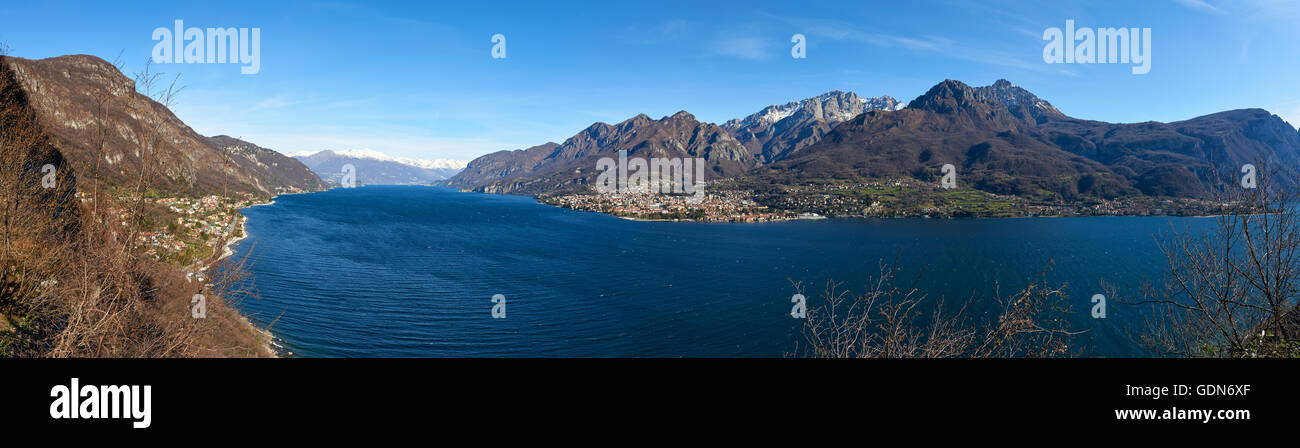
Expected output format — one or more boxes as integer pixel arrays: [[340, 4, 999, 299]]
[[250, 133, 520, 161], [714, 37, 772, 60], [617, 19, 695, 45], [796, 20, 942, 50], [1174, 0, 1221, 13], [1239, 0, 1300, 20], [790, 18, 1070, 75], [1175, 0, 1300, 21], [660, 19, 689, 36], [254, 95, 292, 109]]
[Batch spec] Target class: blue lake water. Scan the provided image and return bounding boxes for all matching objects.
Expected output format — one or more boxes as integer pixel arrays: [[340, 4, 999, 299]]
[[229, 185, 1214, 357]]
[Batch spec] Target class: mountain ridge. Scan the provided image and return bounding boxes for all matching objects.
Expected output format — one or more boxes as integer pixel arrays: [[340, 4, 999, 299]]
[[449, 80, 1300, 206], [722, 90, 903, 162], [0, 54, 323, 197], [446, 90, 901, 192], [768, 79, 1300, 200], [288, 148, 469, 170], [293, 149, 465, 185], [448, 111, 755, 195]]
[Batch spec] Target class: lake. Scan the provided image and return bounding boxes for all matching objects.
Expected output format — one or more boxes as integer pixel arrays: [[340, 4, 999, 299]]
[[229, 185, 1213, 357]]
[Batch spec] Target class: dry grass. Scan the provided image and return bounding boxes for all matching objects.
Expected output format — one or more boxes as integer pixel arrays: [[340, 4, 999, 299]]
[[1, 48, 270, 358]]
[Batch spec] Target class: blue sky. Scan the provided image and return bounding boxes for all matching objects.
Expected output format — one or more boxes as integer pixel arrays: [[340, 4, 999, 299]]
[[2, 0, 1298, 161]]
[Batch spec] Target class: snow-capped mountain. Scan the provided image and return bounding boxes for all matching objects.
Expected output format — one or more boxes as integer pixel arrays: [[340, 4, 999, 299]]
[[290, 149, 469, 186], [970, 79, 1064, 122], [288, 149, 469, 170], [722, 91, 904, 131], [722, 90, 904, 162]]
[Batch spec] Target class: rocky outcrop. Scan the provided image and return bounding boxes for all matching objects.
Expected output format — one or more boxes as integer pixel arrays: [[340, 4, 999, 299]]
[[722, 90, 903, 162]]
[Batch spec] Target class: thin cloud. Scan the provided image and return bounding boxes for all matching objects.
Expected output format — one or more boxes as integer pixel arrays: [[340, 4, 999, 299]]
[[805, 22, 942, 50], [1239, 0, 1300, 20], [800, 20, 1067, 75], [661, 19, 690, 36], [714, 37, 772, 60], [764, 14, 1066, 74], [1174, 0, 1222, 13], [254, 95, 292, 109], [251, 133, 521, 161]]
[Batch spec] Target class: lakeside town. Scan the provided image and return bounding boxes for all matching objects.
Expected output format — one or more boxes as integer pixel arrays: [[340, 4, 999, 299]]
[[536, 177, 1237, 222], [760, 178, 1235, 218], [539, 189, 804, 222], [76, 190, 269, 281]]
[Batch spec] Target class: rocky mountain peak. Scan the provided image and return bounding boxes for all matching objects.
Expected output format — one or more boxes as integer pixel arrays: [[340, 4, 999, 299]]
[[723, 90, 902, 133], [908, 79, 1063, 122], [667, 110, 695, 121], [906, 79, 979, 112], [720, 90, 905, 163], [974, 79, 1064, 121]]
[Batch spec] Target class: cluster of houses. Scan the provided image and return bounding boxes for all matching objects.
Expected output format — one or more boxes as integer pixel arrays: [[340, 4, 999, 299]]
[[76, 191, 261, 265], [543, 190, 794, 222]]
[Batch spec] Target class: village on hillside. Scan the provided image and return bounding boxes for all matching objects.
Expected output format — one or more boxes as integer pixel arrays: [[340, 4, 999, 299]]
[[75, 190, 269, 282]]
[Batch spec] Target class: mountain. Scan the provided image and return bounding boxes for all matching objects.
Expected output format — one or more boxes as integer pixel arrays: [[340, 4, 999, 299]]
[[449, 79, 1300, 204], [448, 91, 901, 194], [205, 135, 325, 193], [0, 57, 80, 234], [447, 111, 757, 194], [762, 79, 1300, 200], [291, 149, 468, 186], [443, 142, 560, 190], [1, 54, 276, 357], [0, 54, 323, 197], [722, 90, 903, 162], [971, 79, 1064, 123]]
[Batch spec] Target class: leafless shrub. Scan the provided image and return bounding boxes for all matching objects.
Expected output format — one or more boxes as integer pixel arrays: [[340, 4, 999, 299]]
[[792, 260, 1079, 358], [1, 49, 267, 357], [1121, 163, 1300, 357]]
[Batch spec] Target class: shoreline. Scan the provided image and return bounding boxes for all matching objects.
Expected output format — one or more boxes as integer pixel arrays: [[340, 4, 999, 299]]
[[206, 196, 282, 358], [540, 199, 1220, 223], [461, 184, 1225, 222], [217, 217, 248, 261], [218, 185, 1231, 358]]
